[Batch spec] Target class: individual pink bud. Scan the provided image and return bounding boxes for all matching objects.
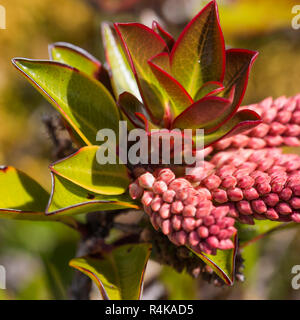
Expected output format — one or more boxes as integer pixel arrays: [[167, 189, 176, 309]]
[[203, 215, 215, 227], [182, 205, 196, 217], [256, 182, 272, 195], [236, 200, 253, 215], [182, 217, 196, 232], [218, 239, 234, 250], [290, 197, 300, 209], [218, 229, 229, 240], [152, 180, 168, 194], [279, 187, 293, 200], [141, 191, 154, 206], [265, 208, 279, 220], [161, 219, 172, 235], [195, 187, 212, 200], [150, 195, 163, 212], [203, 174, 222, 190], [138, 172, 155, 189], [175, 231, 187, 246], [251, 199, 267, 213], [159, 203, 171, 219], [169, 178, 192, 192], [291, 213, 300, 223], [207, 236, 219, 248], [161, 190, 174, 203], [157, 168, 176, 184], [171, 200, 184, 214], [184, 194, 199, 206], [171, 215, 182, 231], [212, 189, 228, 203], [243, 187, 260, 200], [149, 213, 159, 231], [196, 200, 212, 218], [209, 225, 220, 235], [188, 231, 200, 246], [211, 205, 229, 219], [263, 193, 279, 207], [237, 176, 255, 189], [276, 203, 292, 215], [227, 188, 243, 201], [197, 226, 209, 238], [129, 182, 143, 199], [221, 176, 237, 189]]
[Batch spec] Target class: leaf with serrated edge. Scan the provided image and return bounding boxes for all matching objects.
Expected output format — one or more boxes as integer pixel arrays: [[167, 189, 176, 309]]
[[69, 243, 152, 300], [50, 146, 130, 196], [101, 23, 141, 100], [12, 58, 120, 146], [188, 233, 238, 285], [170, 1, 225, 98], [46, 173, 139, 216]]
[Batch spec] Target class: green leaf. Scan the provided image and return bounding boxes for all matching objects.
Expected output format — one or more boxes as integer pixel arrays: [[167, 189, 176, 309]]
[[115, 22, 168, 121], [219, 49, 258, 122], [160, 266, 197, 300], [69, 243, 152, 300], [50, 146, 130, 196], [0, 166, 77, 226], [12, 58, 120, 146], [198, 109, 261, 147], [49, 42, 112, 93], [152, 21, 175, 52], [238, 220, 300, 247], [194, 81, 224, 100], [46, 173, 139, 215], [187, 233, 238, 285], [148, 53, 193, 117], [101, 23, 141, 100], [170, 1, 225, 97], [172, 95, 232, 130], [117, 92, 151, 129]]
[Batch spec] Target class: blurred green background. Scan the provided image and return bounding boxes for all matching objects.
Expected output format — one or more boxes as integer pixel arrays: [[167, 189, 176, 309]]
[[0, 0, 300, 299]]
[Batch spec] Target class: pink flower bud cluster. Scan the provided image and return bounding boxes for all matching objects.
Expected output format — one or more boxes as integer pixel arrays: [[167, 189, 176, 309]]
[[213, 95, 300, 151], [129, 169, 236, 255], [194, 148, 300, 224]]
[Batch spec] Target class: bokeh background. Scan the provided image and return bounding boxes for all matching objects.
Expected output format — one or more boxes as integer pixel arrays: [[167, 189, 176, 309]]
[[0, 0, 300, 299]]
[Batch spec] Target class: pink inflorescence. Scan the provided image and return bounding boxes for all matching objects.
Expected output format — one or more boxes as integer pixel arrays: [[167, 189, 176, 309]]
[[129, 169, 236, 255], [198, 148, 300, 224], [213, 95, 300, 151]]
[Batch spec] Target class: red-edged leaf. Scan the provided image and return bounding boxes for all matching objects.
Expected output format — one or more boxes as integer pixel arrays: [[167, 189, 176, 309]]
[[148, 53, 193, 117], [152, 21, 175, 52], [117, 92, 150, 128], [101, 22, 141, 100], [172, 95, 233, 131], [220, 49, 259, 119], [170, 0, 225, 97], [114, 23, 168, 122], [188, 233, 238, 285], [203, 109, 261, 147], [194, 81, 224, 100], [49, 42, 112, 93]]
